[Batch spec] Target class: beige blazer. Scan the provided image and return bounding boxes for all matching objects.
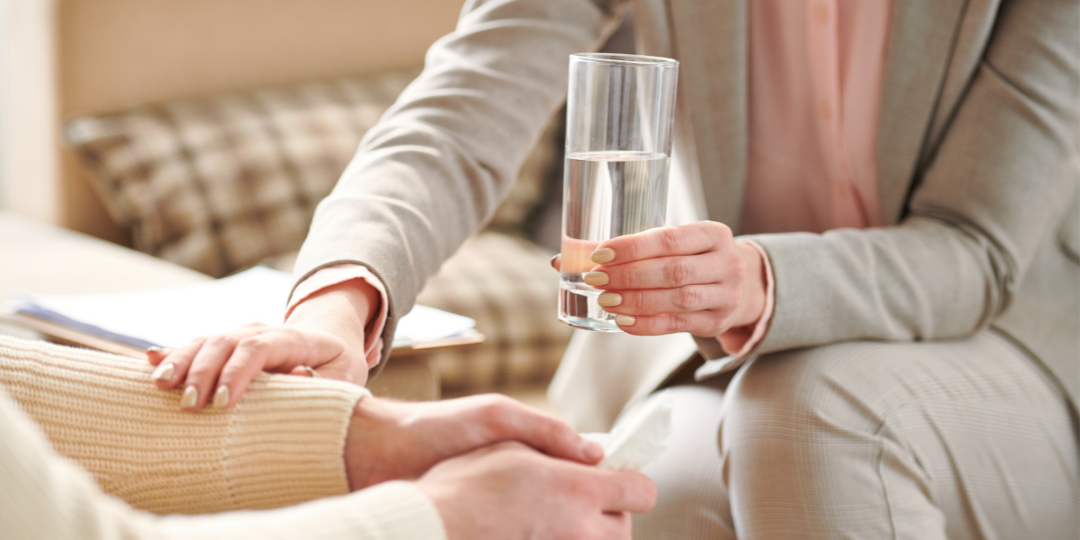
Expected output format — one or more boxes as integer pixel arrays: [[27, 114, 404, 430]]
[[294, 0, 1079, 408]]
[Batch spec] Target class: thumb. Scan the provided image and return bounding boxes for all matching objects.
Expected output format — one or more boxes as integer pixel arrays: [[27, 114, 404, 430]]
[[550, 254, 561, 272], [288, 362, 350, 380], [287, 352, 366, 384], [289, 365, 324, 378]]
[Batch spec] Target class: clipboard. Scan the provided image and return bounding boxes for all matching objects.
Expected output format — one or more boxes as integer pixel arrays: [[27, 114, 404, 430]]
[[1, 311, 484, 360]]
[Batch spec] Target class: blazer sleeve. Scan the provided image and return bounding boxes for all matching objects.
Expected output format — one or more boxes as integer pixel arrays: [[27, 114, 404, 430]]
[[290, 0, 627, 375], [740, 0, 1079, 360]]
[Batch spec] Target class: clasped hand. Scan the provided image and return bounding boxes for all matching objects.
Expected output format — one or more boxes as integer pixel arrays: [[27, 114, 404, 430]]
[[347, 393, 654, 537], [559, 221, 766, 337]]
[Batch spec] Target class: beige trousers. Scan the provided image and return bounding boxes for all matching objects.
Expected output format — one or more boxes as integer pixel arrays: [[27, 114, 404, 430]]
[[621, 331, 1078, 539]]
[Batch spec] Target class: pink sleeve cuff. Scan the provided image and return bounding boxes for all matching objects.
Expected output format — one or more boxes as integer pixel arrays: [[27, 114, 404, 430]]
[[716, 240, 775, 357], [286, 264, 389, 367]]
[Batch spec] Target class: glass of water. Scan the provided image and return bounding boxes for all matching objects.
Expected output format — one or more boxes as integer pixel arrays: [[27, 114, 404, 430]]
[[559, 53, 679, 332]]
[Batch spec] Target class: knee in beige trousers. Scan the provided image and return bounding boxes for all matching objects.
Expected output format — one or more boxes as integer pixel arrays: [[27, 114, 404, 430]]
[[632, 331, 1079, 539]]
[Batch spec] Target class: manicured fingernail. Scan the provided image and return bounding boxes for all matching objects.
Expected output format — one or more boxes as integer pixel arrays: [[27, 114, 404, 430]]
[[583, 272, 609, 286], [151, 362, 175, 381], [146, 346, 162, 354], [591, 247, 616, 264], [597, 292, 622, 307], [550, 255, 559, 270], [582, 440, 605, 462], [180, 386, 199, 409], [212, 385, 230, 408], [615, 314, 636, 327]]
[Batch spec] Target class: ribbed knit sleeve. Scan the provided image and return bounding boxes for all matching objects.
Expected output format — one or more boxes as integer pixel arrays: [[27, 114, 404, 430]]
[[0, 366, 448, 540], [0, 336, 362, 514], [155, 481, 446, 540]]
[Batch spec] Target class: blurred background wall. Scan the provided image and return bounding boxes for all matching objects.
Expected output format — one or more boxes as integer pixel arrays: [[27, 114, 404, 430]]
[[0, 0, 462, 241], [0, 0, 5, 210], [1, 0, 60, 223]]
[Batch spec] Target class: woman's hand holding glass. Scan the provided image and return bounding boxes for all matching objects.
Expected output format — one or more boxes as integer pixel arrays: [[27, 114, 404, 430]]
[[558, 221, 768, 337]]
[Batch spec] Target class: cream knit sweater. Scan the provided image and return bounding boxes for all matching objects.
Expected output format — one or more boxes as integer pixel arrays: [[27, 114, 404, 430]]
[[0, 336, 446, 539]]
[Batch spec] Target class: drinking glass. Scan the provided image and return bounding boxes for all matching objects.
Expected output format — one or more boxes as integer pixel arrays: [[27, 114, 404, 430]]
[[559, 53, 679, 332]]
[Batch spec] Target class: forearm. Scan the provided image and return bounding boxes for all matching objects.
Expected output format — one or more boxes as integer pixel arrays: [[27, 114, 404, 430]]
[[153, 482, 444, 540], [747, 218, 1000, 355], [0, 383, 443, 540], [0, 336, 362, 515], [292, 0, 627, 342]]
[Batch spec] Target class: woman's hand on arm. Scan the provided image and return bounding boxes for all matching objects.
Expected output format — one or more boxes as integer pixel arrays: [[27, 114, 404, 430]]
[[557, 222, 768, 337], [146, 278, 379, 412]]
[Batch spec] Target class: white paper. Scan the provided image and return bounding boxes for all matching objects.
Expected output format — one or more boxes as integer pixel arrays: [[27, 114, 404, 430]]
[[582, 392, 673, 471], [392, 305, 476, 348], [11, 266, 474, 349]]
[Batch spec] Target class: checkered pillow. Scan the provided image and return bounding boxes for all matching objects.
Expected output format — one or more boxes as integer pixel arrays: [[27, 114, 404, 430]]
[[66, 68, 556, 277], [414, 232, 572, 392]]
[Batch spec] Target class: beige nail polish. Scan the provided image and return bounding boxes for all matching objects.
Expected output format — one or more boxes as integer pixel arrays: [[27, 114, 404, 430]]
[[615, 314, 636, 327], [591, 247, 616, 264], [583, 271, 609, 286], [180, 386, 199, 409], [151, 362, 175, 381], [212, 385, 230, 409], [597, 292, 623, 307]]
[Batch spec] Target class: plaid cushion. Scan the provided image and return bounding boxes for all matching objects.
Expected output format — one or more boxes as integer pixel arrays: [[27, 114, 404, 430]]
[[414, 232, 572, 392], [66, 68, 557, 277]]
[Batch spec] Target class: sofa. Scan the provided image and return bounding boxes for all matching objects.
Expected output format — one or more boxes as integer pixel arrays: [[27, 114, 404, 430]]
[[65, 67, 573, 397], [6, 0, 577, 400]]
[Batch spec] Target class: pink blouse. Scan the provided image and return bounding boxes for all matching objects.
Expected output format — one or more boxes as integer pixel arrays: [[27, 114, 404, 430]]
[[741, 0, 891, 235], [289, 1, 895, 364], [718, 0, 892, 356]]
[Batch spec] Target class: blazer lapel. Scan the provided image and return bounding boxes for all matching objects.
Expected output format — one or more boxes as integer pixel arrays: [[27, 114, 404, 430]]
[[876, 0, 969, 224], [666, 0, 748, 229], [631, 0, 675, 58]]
